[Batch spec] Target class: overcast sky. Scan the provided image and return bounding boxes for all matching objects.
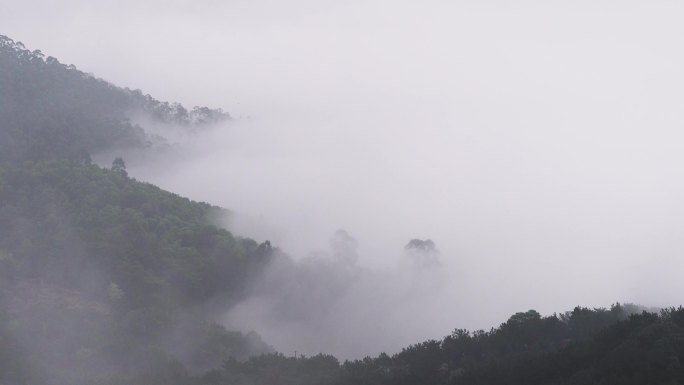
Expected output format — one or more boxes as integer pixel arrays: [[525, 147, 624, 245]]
[[4, 0, 684, 357]]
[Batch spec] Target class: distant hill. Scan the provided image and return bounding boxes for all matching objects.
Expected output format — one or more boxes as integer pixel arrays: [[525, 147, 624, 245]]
[[2, 34, 682, 385], [0, 34, 228, 163], [0, 35, 271, 385], [192, 304, 684, 385]]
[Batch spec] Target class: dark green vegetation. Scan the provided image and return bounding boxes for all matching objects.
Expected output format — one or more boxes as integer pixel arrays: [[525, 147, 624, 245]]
[[0, 34, 227, 163], [2, 34, 683, 385], [98, 304, 684, 385], [0, 156, 276, 384], [0, 35, 271, 384]]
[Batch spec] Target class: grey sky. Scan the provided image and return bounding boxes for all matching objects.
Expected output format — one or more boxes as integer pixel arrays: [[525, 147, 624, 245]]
[[4, 0, 684, 357]]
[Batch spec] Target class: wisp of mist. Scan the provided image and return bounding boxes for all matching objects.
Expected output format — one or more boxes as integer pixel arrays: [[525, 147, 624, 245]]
[[11, 0, 684, 359]]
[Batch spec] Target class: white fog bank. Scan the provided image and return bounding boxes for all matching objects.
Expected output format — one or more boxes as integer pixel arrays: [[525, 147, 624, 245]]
[[6, 0, 684, 358]]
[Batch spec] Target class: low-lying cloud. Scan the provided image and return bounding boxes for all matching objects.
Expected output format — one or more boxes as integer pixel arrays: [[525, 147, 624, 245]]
[[9, 0, 684, 359]]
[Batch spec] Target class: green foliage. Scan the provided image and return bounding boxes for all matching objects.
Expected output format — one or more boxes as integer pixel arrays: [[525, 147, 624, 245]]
[[0, 34, 228, 163], [0, 161, 275, 384], [1, 33, 681, 385], [0, 297, 34, 384], [198, 304, 662, 385], [111, 157, 128, 178], [0, 161, 272, 305], [0, 33, 267, 385], [202, 353, 341, 385]]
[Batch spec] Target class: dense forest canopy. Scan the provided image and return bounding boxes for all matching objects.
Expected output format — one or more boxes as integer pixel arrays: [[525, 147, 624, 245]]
[[0, 34, 272, 384], [0, 34, 228, 163], [1, 33, 683, 385], [201, 304, 684, 385]]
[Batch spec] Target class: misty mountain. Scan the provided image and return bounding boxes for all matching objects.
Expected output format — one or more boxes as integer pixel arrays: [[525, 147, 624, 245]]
[[112, 304, 684, 385], [0, 34, 271, 384], [2, 31, 684, 385], [0, 34, 227, 163]]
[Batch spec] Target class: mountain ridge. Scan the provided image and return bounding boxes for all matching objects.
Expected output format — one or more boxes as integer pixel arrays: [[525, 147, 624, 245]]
[[1, 33, 682, 385], [0, 34, 228, 163]]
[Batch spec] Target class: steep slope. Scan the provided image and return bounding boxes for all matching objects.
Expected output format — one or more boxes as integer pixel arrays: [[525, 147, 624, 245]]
[[192, 305, 681, 385], [2, 33, 680, 385], [0, 34, 227, 163], [0, 35, 272, 385], [0, 161, 276, 384]]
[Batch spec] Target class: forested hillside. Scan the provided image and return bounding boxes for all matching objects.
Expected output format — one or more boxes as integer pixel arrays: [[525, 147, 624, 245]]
[[194, 305, 684, 385], [0, 34, 227, 163], [1, 33, 683, 385], [0, 35, 272, 384]]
